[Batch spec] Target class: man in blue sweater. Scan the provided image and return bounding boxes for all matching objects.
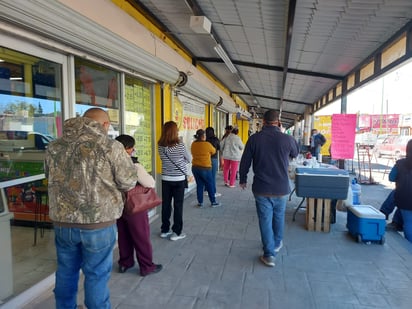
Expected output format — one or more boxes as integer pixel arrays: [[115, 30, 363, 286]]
[[239, 109, 299, 267]]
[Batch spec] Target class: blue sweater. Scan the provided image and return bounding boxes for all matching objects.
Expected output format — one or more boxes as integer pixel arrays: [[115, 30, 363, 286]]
[[390, 158, 412, 211], [239, 125, 299, 196]]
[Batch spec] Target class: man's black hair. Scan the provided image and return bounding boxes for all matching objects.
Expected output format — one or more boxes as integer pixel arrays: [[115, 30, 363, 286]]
[[263, 110, 279, 124]]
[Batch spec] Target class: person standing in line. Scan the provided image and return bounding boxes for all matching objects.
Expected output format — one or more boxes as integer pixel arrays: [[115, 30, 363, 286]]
[[115, 135, 162, 276], [310, 128, 326, 160], [219, 125, 233, 171], [389, 139, 412, 243], [191, 129, 221, 207], [158, 121, 191, 241], [239, 110, 299, 267], [205, 127, 221, 197], [221, 125, 233, 141], [221, 127, 244, 188], [45, 108, 138, 309]]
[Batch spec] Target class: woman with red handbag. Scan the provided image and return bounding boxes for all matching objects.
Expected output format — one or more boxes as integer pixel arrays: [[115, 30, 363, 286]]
[[115, 135, 162, 276]]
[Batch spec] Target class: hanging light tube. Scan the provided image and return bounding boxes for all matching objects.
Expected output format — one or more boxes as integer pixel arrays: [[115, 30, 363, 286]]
[[214, 44, 238, 74], [238, 79, 250, 92]]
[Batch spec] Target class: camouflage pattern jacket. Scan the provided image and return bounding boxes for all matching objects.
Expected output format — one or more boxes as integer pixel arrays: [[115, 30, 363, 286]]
[[45, 117, 138, 225]]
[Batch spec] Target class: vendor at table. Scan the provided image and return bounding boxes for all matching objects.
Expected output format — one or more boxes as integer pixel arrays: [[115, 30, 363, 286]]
[[310, 129, 326, 160]]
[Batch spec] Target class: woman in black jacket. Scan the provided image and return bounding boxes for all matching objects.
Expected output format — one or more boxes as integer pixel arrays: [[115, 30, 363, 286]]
[[206, 127, 221, 197]]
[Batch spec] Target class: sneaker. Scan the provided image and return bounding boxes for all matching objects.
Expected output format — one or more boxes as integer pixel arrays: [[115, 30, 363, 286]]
[[229, 185, 236, 188], [170, 232, 186, 241], [275, 240, 283, 253], [196, 203, 203, 208], [224, 183, 230, 187], [211, 202, 221, 208], [260, 255, 275, 267], [215, 192, 222, 197], [204, 192, 209, 196], [160, 231, 173, 238]]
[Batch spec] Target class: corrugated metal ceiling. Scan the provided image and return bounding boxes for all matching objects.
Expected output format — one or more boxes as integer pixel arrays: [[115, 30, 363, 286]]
[[131, 0, 412, 127]]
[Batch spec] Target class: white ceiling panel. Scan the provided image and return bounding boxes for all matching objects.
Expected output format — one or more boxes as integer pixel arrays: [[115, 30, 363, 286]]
[[132, 0, 412, 126]]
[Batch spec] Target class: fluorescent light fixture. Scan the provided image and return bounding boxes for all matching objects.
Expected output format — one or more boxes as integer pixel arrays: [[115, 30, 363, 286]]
[[0, 59, 4, 62], [10, 77, 23, 81], [214, 44, 238, 74], [238, 79, 250, 92]]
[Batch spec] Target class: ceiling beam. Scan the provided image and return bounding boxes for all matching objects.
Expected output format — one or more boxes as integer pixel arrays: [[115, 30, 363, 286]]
[[233, 92, 313, 106], [278, 0, 297, 115], [197, 57, 343, 80]]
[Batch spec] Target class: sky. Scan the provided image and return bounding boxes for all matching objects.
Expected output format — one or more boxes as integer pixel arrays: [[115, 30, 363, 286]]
[[315, 59, 412, 116], [0, 94, 61, 115]]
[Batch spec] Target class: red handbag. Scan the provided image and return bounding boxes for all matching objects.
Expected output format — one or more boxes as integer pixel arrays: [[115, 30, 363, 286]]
[[124, 185, 162, 215]]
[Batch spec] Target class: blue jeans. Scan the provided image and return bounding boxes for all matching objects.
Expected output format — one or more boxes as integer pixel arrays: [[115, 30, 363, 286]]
[[311, 145, 320, 158], [192, 166, 216, 204], [254, 194, 287, 257], [399, 209, 412, 243], [54, 225, 117, 309], [211, 158, 218, 193], [380, 190, 403, 227]]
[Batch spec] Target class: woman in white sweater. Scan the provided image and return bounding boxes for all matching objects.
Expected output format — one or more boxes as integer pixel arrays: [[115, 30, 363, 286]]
[[221, 128, 244, 187]]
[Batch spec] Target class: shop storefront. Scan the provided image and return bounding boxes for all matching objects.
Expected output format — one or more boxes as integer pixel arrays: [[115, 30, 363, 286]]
[[0, 1, 240, 304], [0, 36, 159, 302]]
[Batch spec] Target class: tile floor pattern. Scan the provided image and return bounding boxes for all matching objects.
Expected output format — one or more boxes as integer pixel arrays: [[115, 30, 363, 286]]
[[6, 161, 412, 309]]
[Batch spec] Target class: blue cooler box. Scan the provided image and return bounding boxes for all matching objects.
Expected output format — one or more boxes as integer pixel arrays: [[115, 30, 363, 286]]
[[347, 205, 386, 244], [295, 167, 349, 199]]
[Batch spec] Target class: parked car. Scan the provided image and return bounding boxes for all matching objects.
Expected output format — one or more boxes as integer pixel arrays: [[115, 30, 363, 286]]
[[374, 135, 411, 158], [0, 131, 54, 151]]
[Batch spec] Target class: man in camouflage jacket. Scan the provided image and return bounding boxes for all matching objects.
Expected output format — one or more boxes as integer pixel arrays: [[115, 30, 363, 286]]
[[45, 107, 138, 309]]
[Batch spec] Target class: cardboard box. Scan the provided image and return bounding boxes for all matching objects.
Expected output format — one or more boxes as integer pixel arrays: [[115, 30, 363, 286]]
[[295, 167, 349, 199], [347, 205, 386, 244]]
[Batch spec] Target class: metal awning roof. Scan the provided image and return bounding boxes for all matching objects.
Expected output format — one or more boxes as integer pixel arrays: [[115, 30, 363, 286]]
[[131, 0, 412, 127]]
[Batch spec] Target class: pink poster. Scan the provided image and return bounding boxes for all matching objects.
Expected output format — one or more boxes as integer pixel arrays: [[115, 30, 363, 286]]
[[371, 114, 399, 129], [358, 115, 371, 129], [331, 114, 357, 159]]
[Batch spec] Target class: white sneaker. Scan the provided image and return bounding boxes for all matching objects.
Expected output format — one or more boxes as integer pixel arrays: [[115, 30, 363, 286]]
[[160, 231, 173, 238], [275, 240, 283, 253], [170, 232, 186, 241], [215, 192, 222, 197]]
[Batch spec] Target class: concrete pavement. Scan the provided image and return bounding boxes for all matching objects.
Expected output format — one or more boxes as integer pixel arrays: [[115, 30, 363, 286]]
[[23, 168, 412, 309]]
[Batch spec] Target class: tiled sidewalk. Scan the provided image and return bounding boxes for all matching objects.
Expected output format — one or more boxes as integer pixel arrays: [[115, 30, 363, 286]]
[[21, 171, 412, 309]]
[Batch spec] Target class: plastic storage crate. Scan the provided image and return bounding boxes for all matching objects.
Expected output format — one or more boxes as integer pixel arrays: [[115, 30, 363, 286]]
[[346, 205, 386, 244], [295, 167, 349, 199]]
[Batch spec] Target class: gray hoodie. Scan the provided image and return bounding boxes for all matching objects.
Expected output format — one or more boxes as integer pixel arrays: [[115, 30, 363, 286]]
[[221, 133, 244, 161]]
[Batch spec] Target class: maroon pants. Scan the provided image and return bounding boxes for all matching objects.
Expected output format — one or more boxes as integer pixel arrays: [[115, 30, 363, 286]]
[[116, 211, 156, 275]]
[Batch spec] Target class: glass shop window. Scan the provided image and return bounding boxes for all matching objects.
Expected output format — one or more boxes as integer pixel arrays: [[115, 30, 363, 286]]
[[74, 57, 120, 138], [0, 47, 63, 181], [124, 75, 154, 174]]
